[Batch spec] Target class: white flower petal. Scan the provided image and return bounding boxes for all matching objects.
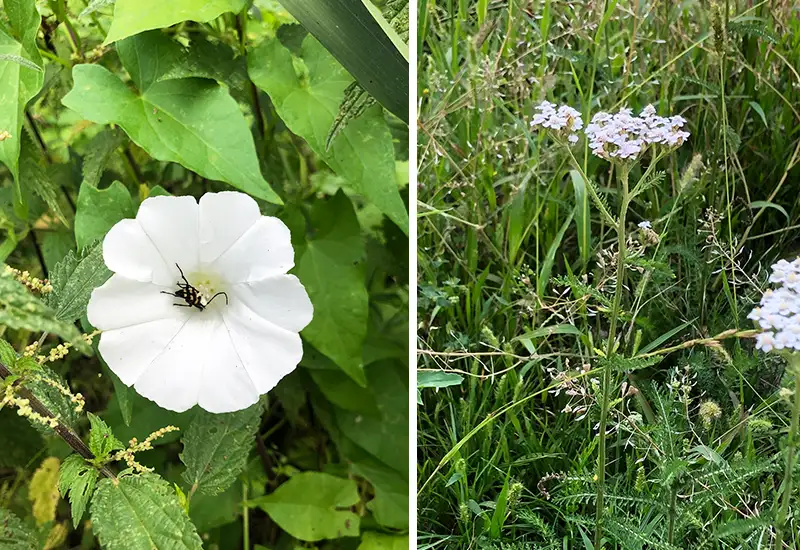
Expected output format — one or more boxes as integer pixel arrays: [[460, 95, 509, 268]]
[[211, 217, 294, 283], [97, 317, 190, 386], [222, 300, 303, 394], [103, 219, 174, 285], [197, 322, 260, 413], [136, 195, 200, 274], [132, 315, 229, 412], [229, 275, 313, 333], [88, 274, 185, 330], [198, 192, 261, 265]]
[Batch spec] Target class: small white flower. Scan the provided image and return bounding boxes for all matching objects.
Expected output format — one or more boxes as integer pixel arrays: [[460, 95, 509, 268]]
[[585, 105, 690, 161], [638, 220, 652, 229], [751, 257, 800, 354], [87, 192, 313, 414], [530, 101, 583, 144]]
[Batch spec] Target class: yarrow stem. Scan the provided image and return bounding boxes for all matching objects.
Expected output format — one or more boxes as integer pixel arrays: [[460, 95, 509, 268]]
[[595, 164, 629, 545], [775, 354, 800, 549]]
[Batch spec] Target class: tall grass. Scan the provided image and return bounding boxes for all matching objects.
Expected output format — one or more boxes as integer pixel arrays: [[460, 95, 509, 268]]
[[417, 0, 800, 547]]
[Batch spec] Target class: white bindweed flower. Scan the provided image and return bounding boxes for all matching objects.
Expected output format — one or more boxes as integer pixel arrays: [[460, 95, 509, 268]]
[[530, 101, 583, 144], [87, 192, 313, 414], [750, 258, 800, 354]]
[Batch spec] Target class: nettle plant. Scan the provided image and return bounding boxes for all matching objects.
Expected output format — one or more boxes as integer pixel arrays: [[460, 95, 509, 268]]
[[0, 0, 408, 549]]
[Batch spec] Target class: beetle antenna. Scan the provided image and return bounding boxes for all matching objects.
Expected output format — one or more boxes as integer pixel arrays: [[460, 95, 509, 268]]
[[160, 290, 180, 298], [175, 263, 190, 286], [206, 291, 229, 306]]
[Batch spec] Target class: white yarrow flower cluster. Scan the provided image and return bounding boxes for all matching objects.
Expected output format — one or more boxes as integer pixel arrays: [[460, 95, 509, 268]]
[[530, 101, 583, 144], [583, 105, 690, 160], [749, 258, 800, 353], [87, 192, 313, 414]]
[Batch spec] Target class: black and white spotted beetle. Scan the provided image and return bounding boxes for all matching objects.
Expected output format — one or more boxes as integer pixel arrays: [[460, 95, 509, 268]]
[[161, 263, 228, 311]]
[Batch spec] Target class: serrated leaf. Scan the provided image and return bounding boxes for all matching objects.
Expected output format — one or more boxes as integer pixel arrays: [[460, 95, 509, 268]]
[[326, 83, 378, 150], [74, 181, 135, 251], [90, 473, 203, 550], [180, 404, 261, 496], [80, 127, 126, 190], [103, 0, 246, 45], [0, 0, 45, 219], [58, 454, 98, 528], [357, 532, 409, 550], [0, 272, 85, 348], [24, 366, 81, 434], [79, 0, 116, 18], [46, 241, 111, 322], [295, 192, 368, 386], [63, 32, 280, 204], [0, 338, 17, 367], [249, 36, 406, 232], [0, 507, 37, 550], [19, 133, 68, 226], [87, 413, 124, 459], [249, 472, 360, 541], [29, 457, 60, 525]]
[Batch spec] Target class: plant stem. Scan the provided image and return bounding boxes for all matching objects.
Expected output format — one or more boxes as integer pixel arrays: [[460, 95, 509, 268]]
[[775, 355, 800, 549], [595, 164, 629, 547], [0, 361, 116, 480], [668, 485, 677, 544], [242, 480, 250, 549]]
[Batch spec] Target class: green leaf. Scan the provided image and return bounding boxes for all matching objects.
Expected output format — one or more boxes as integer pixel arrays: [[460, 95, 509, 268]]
[[0, 53, 41, 72], [46, 241, 112, 322], [80, 0, 116, 18], [19, 133, 68, 226], [295, 192, 368, 385], [250, 472, 360, 541], [74, 181, 135, 251], [80, 127, 127, 190], [249, 37, 406, 231], [350, 456, 408, 529], [24, 366, 81, 434], [336, 360, 407, 474], [91, 474, 203, 550], [417, 371, 463, 389], [103, 0, 246, 45], [750, 200, 789, 221], [87, 413, 124, 459], [0, 0, 45, 218], [273, 0, 408, 122], [180, 404, 262, 496], [327, 83, 378, 150], [0, 338, 17, 367], [63, 35, 279, 204], [0, 507, 37, 550], [0, 272, 85, 347], [0, 407, 44, 468], [749, 101, 768, 127], [357, 532, 409, 550], [513, 323, 584, 342], [58, 454, 99, 528]]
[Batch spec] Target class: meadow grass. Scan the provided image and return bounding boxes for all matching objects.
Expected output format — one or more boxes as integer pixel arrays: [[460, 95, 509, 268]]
[[417, 1, 800, 548]]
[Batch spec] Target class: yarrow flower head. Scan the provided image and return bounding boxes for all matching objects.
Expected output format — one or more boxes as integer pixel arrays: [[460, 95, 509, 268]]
[[530, 101, 583, 144], [584, 105, 689, 161], [638, 220, 652, 229], [748, 257, 800, 353], [87, 192, 313, 414]]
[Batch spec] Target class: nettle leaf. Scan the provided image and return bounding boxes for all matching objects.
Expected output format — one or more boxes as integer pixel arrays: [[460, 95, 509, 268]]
[[296, 192, 368, 386], [25, 366, 81, 434], [80, 127, 127, 189], [248, 36, 407, 232], [75, 181, 135, 251], [90, 473, 203, 550], [250, 472, 360, 541], [103, 0, 246, 44], [19, 132, 68, 226], [0, 271, 85, 347], [180, 403, 261, 496], [46, 241, 111, 322], [358, 532, 410, 550], [0, 0, 45, 218], [87, 413, 124, 459], [0, 338, 17, 366], [0, 507, 37, 550], [62, 32, 280, 204], [58, 454, 99, 528]]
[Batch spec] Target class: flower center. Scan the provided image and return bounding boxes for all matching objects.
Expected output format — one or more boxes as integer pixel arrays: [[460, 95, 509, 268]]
[[185, 271, 227, 310]]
